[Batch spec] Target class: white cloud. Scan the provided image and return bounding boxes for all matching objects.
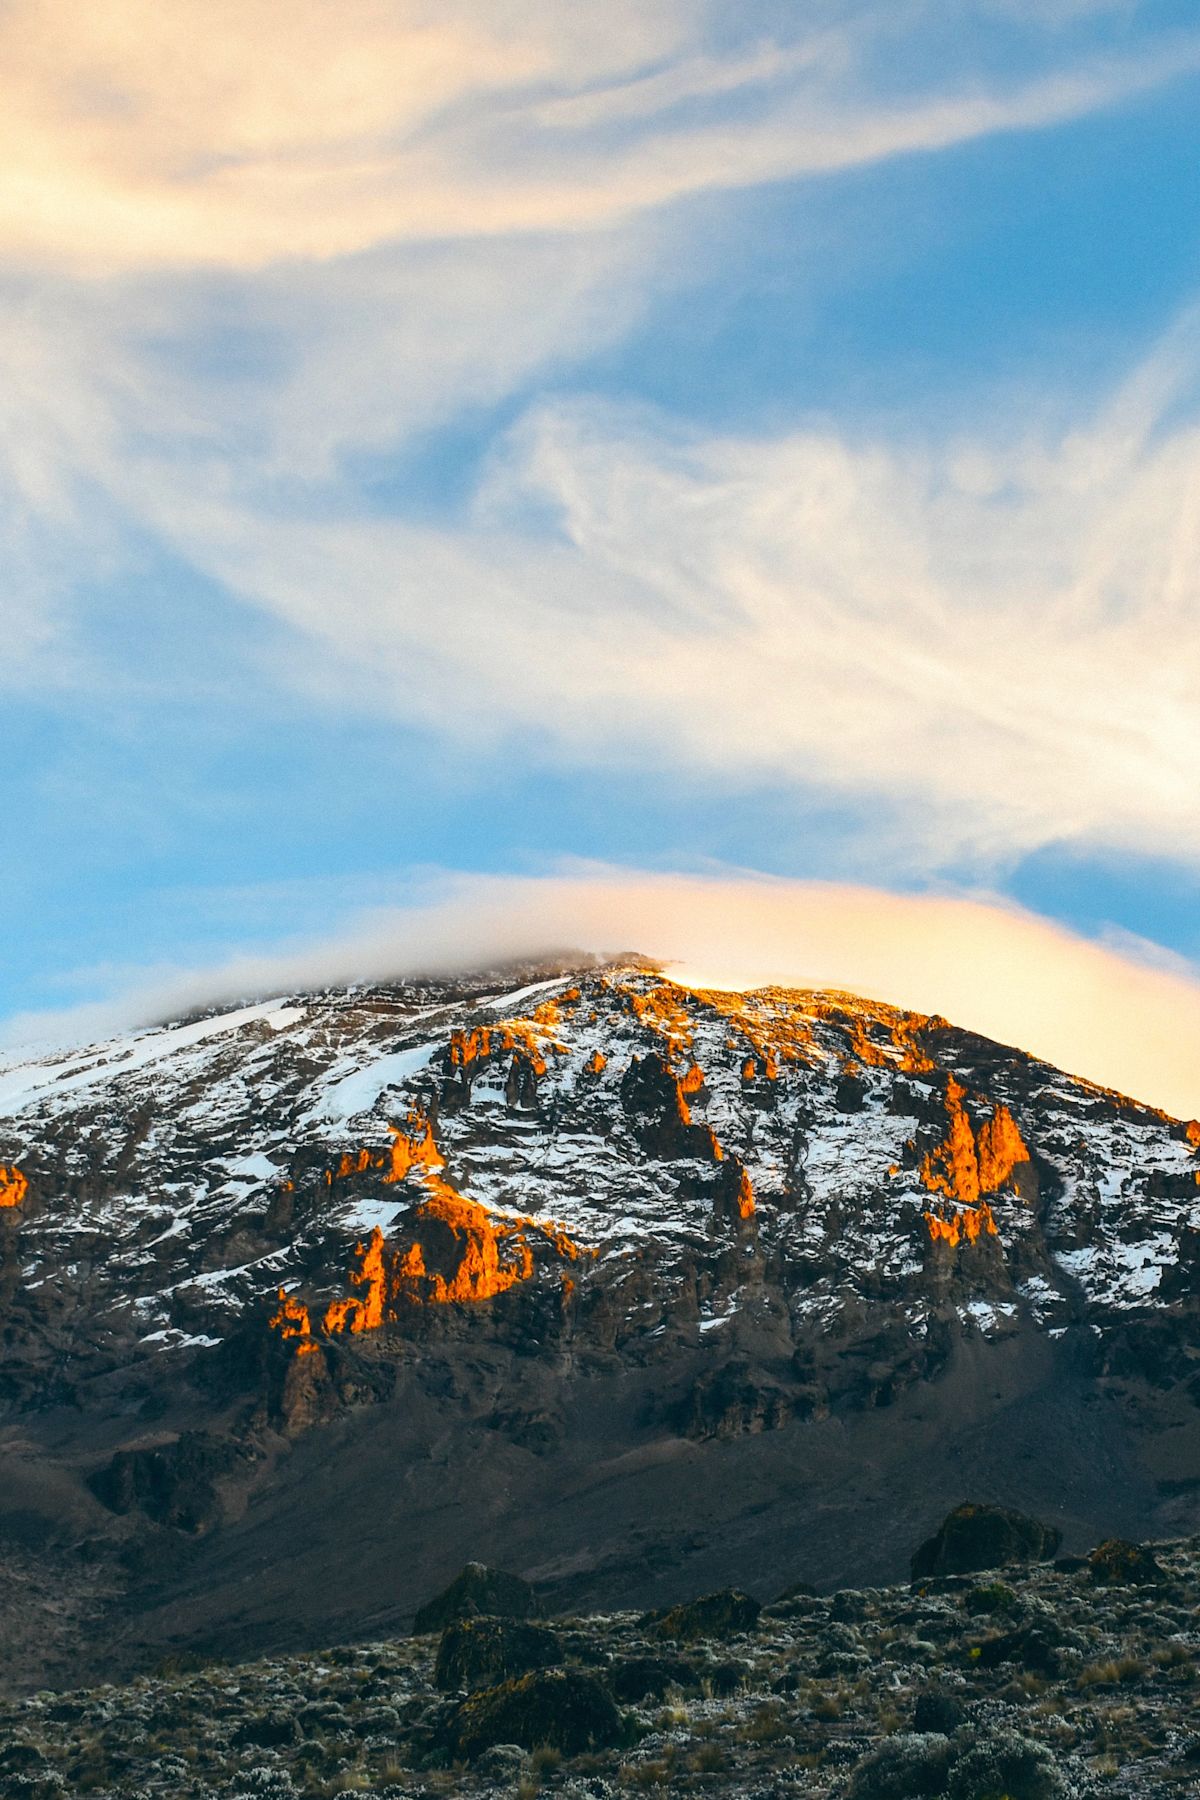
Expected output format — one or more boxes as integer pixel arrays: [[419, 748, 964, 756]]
[[5, 264, 1199, 879], [108, 315, 1200, 873], [2, 0, 1198, 899], [1, 0, 1194, 271], [5, 869, 1200, 1118]]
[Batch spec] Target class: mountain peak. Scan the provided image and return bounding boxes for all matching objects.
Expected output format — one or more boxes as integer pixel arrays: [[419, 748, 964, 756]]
[[0, 962, 1197, 1688]]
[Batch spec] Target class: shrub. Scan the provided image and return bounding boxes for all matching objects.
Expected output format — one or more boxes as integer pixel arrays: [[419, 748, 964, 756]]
[[847, 1732, 956, 1798], [947, 1728, 1068, 1800], [964, 1582, 1019, 1616], [912, 1692, 965, 1735]]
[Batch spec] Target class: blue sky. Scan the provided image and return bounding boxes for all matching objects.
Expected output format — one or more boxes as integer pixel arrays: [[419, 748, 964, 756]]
[[4, 0, 1200, 1098]]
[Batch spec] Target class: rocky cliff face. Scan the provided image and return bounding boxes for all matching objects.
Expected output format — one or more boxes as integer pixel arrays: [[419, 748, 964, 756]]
[[0, 959, 1196, 1689]]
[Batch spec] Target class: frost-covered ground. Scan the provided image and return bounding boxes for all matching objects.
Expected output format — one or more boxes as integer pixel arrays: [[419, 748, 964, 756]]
[[2, 1533, 1197, 1798]]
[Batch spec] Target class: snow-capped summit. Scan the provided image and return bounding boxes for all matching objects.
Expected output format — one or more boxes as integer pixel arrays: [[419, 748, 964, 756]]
[[1, 958, 1197, 1687]]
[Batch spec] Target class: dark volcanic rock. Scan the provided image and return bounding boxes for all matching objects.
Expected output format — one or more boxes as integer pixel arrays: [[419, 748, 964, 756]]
[[675, 1356, 795, 1440], [1088, 1537, 1165, 1585], [433, 1615, 560, 1691], [652, 1587, 761, 1642], [912, 1691, 966, 1734], [88, 1431, 253, 1533], [969, 1620, 1064, 1676], [911, 1503, 1062, 1580], [443, 1666, 622, 1758], [412, 1561, 540, 1635], [609, 1652, 701, 1702]]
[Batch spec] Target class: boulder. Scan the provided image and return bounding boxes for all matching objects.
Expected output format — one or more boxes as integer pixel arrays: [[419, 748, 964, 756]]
[[443, 1667, 622, 1759], [434, 1616, 561, 1692], [412, 1561, 540, 1635], [707, 1657, 752, 1695], [88, 1431, 252, 1533], [912, 1692, 965, 1735], [773, 1579, 818, 1604], [911, 1504, 1061, 1580], [970, 1622, 1063, 1676], [1088, 1537, 1165, 1586], [651, 1588, 760, 1643], [608, 1654, 701, 1703]]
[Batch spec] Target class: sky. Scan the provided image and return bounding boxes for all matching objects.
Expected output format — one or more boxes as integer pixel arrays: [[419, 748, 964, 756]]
[[4, 0, 1200, 1110]]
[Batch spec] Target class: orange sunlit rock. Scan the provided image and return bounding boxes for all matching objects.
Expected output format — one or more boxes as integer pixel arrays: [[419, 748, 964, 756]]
[[0, 1165, 28, 1209], [395, 1188, 535, 1306], [273, 1113, 592, 1350], [322, 1112, 444, 1190], [270, 1288, 318, 1355], [584, 1049, 607, 1076], [322, 1225, 388, 1332], [690, 985, 818, 1071], [383, 1116, 443, 1183], [449, 1026, 492, 1068], [921, 1077, 982, 1204], [919, 1077, 1031, 1205], [823, 1005, 936, 1074], [540, 1219, 589, 1262], [740, 1047, 781, 1086], [923, 1202, 999, 1247], [530, 988, 577, 1028], [336, 1147, 373, 1179], [976, 1103, 1031, 1193], [734, 1166, 756, 1220], [610, 976, 696, 1054], [448, 1009, 566, 1082], [1186, 1120, 1200, 1148]]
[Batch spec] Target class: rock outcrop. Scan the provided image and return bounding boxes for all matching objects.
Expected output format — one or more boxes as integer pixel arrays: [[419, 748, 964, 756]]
[[911, 1503, 1062, 1580], [412, 1563, 541, 1636], [443, 1666, 623, 1758]]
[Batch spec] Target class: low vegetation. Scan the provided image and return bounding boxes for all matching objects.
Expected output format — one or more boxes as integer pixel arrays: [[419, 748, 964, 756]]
[[0, 1536, 1196, 1797]]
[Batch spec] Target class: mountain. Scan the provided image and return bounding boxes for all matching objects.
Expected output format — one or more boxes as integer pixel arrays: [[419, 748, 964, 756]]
[[0, 959, 1197, 1691]]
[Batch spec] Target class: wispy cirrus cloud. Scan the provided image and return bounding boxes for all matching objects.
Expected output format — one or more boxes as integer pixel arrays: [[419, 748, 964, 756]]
[[2, 0, 1196, 271], [98, 309, 1200, 874]]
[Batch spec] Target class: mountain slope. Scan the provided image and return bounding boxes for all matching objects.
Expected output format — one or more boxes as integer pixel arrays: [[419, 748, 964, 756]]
[[0, 959, 1197, 1689]]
